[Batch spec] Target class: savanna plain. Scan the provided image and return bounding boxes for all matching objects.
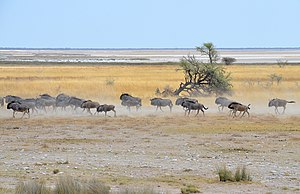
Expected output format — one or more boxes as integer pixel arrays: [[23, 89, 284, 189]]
[[0, 62, 299, 193]]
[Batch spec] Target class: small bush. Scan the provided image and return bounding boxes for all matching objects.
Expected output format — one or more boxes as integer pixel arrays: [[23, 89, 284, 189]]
[[217, 165, 252, 182], [117, 188, 159, 194], [276, 59, 288, 68], [84, 179, 110, 194], [222, 57, 236, 65], [16, 176, 110, 194], [181, 184, 200, 194], [105, 78, 115, 86], [269, 74, 283, 85], [54, 176, 82, 194], [15, 180, 51, 194], [217, 166, 234, 182]]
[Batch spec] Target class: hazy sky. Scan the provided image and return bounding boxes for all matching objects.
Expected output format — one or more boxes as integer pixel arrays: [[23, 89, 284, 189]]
[[0, 0, 299, 48]]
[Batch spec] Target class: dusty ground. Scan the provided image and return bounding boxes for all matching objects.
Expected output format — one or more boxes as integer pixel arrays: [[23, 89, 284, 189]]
[[0, 107, 299, 193]]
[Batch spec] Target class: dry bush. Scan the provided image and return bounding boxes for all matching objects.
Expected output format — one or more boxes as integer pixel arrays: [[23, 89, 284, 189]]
[[116, 188, 159, 194], [180, 184, 200, 194], [15, 176, 110, 194], [15, 180, 51, 194], [217, 165, 252, 182]]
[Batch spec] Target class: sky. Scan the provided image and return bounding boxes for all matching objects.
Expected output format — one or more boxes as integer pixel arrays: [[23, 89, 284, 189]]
[[0, 0, 299, 48]]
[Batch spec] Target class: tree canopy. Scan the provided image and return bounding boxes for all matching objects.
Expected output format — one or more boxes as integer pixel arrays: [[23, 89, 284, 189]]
[[174, 43, 232, 96]]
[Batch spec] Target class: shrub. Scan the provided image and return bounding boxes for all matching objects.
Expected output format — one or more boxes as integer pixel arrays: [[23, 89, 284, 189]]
[[217, 165, 234, 182], [217, 165, 252, 182], [117, 188, 159, 194], [181, 184, 200, 194], [222, 57, 236, 65], [105, 78, 115, 86], [269, 74, 283, 85], [15, 176, 110, 194], [15, 180, 51, 194]]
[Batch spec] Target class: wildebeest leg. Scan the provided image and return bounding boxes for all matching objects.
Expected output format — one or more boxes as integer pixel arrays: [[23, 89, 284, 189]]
[[156, 106, 158, 112], [240, 111, 246, 118], [232, 110, 237, 118], [87, 108, 92, 115], [275, 106, 280, 114], [218, 105, 221, 111], [169, 105, 172, 112], [201, 109, 205, 116], [188, 109, 192, 116], [12, 111, 16, 118], [113, 110, 116, 117], [195, 109, 199, 116], [159, 106, 163, 112], [21, 112, 26, 118], [104, 111, 107, 117], [282, 106, 286, 114]]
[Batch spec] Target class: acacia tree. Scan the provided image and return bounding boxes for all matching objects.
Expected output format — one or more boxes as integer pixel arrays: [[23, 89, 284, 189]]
[[196, 42, 219, 64], [174, 43, 232, 96]]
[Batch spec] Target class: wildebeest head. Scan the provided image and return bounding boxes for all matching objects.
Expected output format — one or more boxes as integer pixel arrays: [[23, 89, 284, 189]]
[[120, 93, 132, 100], [268, 99, 276, 107]]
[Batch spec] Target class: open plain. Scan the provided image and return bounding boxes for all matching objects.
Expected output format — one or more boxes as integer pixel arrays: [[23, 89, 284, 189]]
[[0, 50, 299, 193]]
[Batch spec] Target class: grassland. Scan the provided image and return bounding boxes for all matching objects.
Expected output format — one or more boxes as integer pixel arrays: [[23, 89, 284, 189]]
[[1, 64, 300, 106]]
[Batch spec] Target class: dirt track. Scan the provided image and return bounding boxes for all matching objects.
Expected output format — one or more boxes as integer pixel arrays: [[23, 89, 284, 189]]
[[0, 108, 299, 193]]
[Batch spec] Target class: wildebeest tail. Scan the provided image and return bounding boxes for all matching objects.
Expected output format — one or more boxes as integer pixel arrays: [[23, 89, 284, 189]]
[[203, 106, 208, 110]]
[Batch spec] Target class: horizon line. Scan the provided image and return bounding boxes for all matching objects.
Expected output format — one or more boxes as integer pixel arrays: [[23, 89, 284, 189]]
[[0, 47, 300, 50]]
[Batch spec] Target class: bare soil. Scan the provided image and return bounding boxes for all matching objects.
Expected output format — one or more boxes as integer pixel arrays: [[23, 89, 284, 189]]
[[0, 107, 299, 193]]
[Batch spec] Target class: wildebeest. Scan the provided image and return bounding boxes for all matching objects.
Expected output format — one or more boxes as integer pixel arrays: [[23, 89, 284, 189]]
[[97, 104, 116, 117], [36, 97, 56, 112], [56, 93, 71, 110], [150, 98, 173, 112], [181, 100, 208, 116], [175, 97, 198, 106], [268, 98, 296, 114], [0, 96, 4, 107], [4, 95, 23, 104], [68, 96, 85, 111], [215, 97, 235, 111], [120, 93, 142, 111], [19, 98, 38, 114], [81, 100, 100, 115], [228, 102, 250, 118], [7, 101, 30, 118]]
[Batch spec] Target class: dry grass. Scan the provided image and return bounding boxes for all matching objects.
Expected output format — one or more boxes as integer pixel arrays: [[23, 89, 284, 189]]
[[0, 65, 300, 105]]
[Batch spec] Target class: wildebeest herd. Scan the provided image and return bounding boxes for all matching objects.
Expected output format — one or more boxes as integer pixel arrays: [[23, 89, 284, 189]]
[[0, 94, 296, 118]]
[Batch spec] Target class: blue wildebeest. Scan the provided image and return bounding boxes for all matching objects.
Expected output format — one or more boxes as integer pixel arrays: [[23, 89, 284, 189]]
[[215, 97, 235, 111], [150, 98, 173, 112], [97, 104, 116, 117], [228, 102, 250, 118], [4, 95, 23, 104], [120, 93, 142, 111], [81, 100, 100, 115], [7, 101, 30, 118], [268, 98, 295, 114], [36, 94, 56, 113], [181, 100, 208, 116], [19, 98, 38, 114], [56, 93, 71, 111], [68, 96, 86, 111], [175, 97, 198, 106]]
